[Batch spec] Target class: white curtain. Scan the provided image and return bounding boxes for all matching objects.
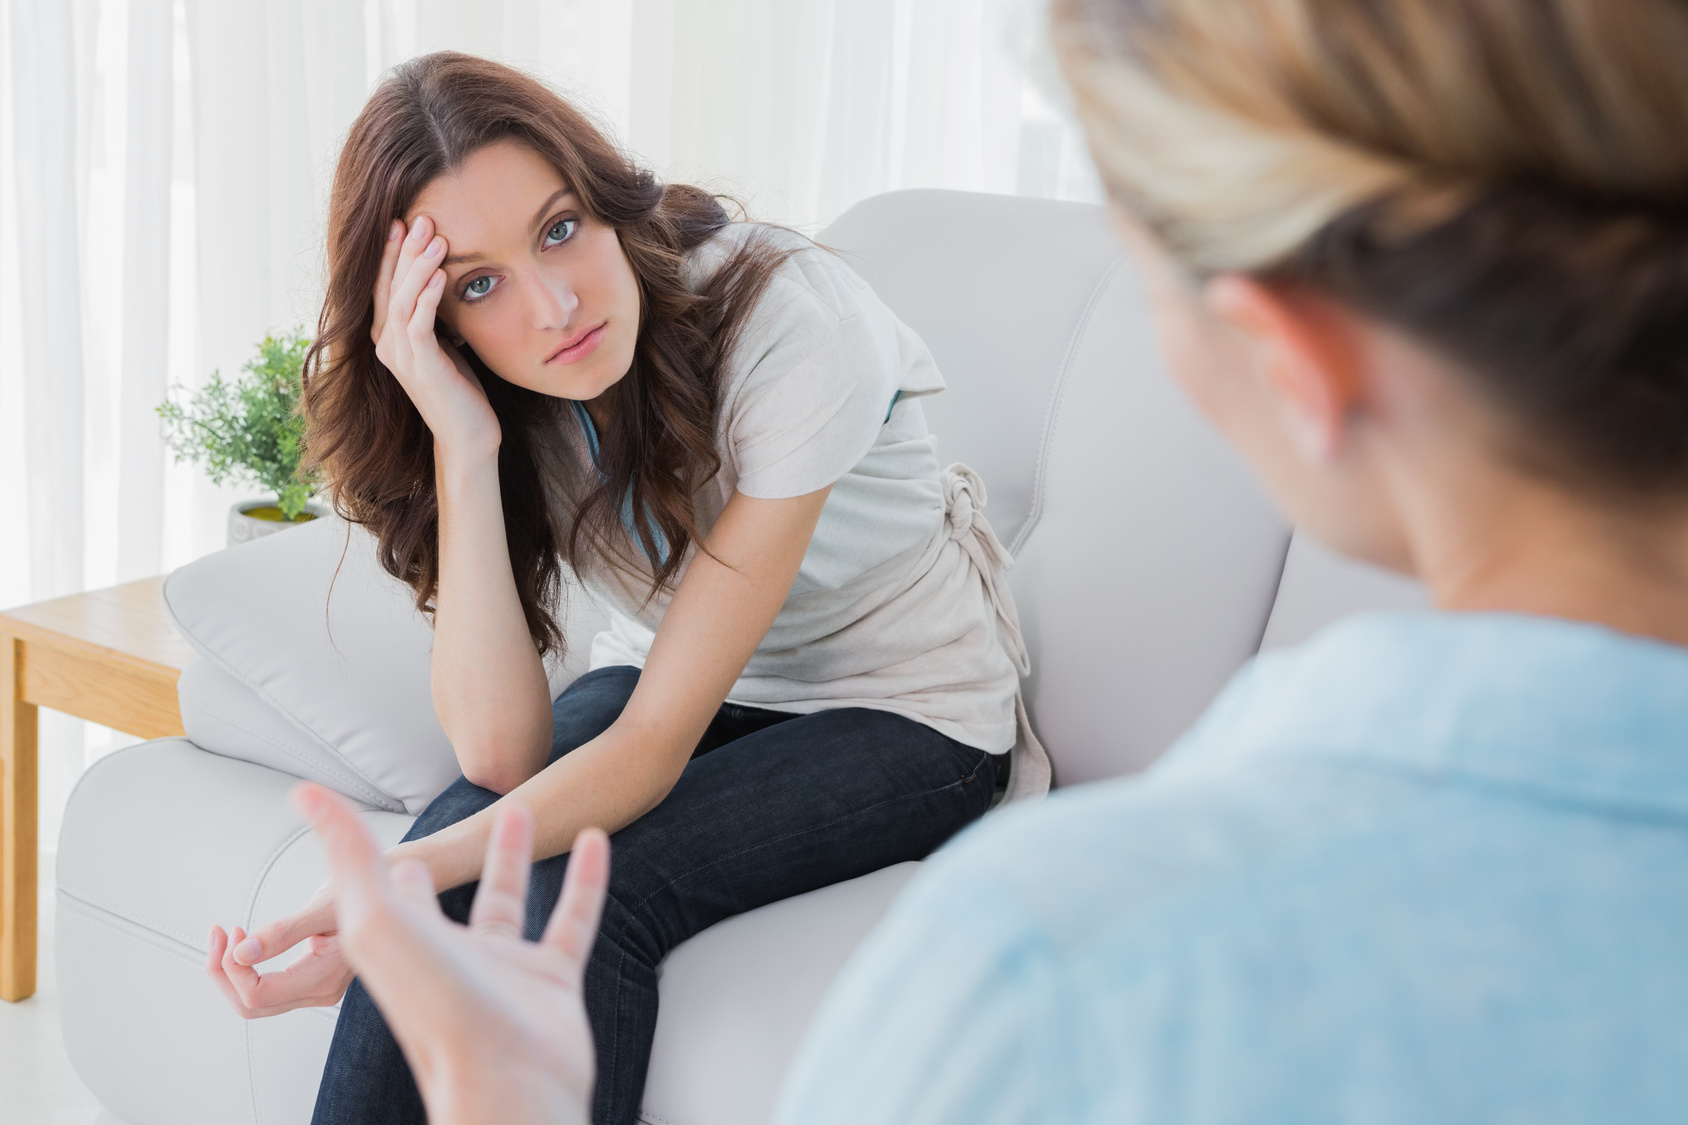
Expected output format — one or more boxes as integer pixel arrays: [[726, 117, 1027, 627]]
[[0, 0, 1101, 845]]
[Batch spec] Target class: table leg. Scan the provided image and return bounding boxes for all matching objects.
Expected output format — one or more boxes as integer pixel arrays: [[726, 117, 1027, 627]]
[[2, 633, 38, 1002]]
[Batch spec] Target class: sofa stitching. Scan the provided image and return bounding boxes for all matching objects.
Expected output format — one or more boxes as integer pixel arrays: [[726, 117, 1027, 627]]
[[248, 1002, 262, 1125], [242, 822, 318, 934], [163, 572, 412, 813], [188, 690, 402, 812], [58, 896, 360, 1004], [55, 892, 207, 966], [239, 823, 323, 1125], [1009, 255, 1124, 559], [59, 824, 321, 955], [56, 884, 208, 951]]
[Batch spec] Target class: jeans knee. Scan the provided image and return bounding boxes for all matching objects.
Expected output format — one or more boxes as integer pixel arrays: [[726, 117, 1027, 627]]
[[592, 887, 667, 972], [404, 775, 501, 842], [549, 666, 642, 761]]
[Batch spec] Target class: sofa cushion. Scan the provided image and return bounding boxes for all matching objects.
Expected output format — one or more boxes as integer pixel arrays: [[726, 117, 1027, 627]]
[[641, 863, 920, 1125], [165, 516, 608, 814]]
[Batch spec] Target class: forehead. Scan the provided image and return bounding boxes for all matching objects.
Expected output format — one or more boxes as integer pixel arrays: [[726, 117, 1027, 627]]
[[406, 139, 570, 246]]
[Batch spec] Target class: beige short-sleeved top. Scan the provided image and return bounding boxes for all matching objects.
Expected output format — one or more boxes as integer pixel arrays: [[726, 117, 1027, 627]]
[[549, 223, 1049, 795]]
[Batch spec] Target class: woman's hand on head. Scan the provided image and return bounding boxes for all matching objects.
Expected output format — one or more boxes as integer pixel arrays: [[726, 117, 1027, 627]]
[[372, 215, 503, 463], [205, 884, 353, 1019]]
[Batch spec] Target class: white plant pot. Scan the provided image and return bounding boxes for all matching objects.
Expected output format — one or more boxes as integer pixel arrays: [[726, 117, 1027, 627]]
[[227, 497, 331, 547]]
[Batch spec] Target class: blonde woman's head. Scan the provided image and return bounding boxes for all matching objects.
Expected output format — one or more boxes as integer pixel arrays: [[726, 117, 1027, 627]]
[[1052, 0, 1688, 497]]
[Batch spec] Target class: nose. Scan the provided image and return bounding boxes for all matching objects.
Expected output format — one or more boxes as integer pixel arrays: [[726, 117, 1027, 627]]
[[525, 269, 578, 332]]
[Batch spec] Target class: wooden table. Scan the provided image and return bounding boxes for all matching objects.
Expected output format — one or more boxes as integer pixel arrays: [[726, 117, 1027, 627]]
[[0, 577, 196, 1001]]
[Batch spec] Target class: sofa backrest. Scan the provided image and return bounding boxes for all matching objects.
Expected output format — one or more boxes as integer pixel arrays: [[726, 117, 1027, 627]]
[[822, 190, 1425, 785], [824, 191, 1277, 784], [168, 189, 1424, 811]]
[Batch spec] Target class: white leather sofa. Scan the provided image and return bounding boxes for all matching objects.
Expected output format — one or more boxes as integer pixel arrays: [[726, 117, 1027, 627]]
[[54, 189, 1424, 1125]]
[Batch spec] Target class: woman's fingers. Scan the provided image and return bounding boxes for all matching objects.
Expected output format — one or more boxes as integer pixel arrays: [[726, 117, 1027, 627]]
[[410, 267, 448, 348], [387, 229, 446, 351], [231, 898, 332, 967], [207, 926, 262, 1016], [375, 216, 438, 373], [370, 219, 404, 343], [205, 925, 247, 1010], [236, 941, 351, 1011], [209, 925, 281, 1018], [468, 804, 535, 940], [222, 925, 268, 1001], [541, 828, 610, 969]]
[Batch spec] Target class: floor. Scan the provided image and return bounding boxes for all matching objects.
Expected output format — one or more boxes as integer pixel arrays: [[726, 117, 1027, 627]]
[[0, 853, 125, 1124]]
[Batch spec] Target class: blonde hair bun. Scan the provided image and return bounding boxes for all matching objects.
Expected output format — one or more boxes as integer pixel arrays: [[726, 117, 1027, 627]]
[[1054, 0, 1688, 491]]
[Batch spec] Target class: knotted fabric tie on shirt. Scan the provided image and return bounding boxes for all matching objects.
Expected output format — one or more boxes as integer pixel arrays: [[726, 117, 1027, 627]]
[[942, 463, 1051, 802]]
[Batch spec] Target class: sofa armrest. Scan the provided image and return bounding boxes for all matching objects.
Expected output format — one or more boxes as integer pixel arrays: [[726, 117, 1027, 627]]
[[166, 515, 608, 815]]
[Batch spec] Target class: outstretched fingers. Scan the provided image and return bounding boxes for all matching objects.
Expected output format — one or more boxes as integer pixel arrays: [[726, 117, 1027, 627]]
[[468, 803, 535, 940], [542, 828, 610, 973]]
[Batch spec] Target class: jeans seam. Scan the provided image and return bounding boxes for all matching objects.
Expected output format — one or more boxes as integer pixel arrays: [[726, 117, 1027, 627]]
[[625, 754, 989, 918], [598, 923, 634, 1121]]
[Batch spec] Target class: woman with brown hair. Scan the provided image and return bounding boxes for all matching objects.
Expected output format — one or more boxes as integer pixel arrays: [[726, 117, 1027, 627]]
[[201, 51, 1039, 1125]]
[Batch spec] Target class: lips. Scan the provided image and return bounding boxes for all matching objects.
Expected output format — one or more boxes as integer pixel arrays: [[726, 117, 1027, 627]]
[[546, 322, 607, 366]]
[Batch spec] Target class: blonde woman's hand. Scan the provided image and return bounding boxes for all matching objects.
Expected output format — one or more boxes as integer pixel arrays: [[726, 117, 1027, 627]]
[[206, 883, 353, 1018], [296, 783, 604, 1125], [372, 215, 503, 461]]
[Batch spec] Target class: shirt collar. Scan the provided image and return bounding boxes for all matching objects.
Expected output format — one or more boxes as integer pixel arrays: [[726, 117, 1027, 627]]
[[1161, 611, 1688, 819]]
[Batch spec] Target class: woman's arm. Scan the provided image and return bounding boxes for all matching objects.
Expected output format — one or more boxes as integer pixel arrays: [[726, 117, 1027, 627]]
[[213, 484, 827, 1005], [374, 214, 554, 791], [397, 484, 831, 891], [431, 443, 555, 792]]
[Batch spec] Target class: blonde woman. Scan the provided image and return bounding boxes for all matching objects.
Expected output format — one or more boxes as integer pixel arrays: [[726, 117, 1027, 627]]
[[263, 1, 1688, 1122], [781, 0, 1688, 1121]]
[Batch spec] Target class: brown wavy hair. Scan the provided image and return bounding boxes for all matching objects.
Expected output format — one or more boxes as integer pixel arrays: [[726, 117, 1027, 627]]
[[303, 52, 790, 656]]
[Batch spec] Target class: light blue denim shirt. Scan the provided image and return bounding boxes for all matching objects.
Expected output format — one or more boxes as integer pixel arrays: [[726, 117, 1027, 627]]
[[775, 612, 1688, 1123]]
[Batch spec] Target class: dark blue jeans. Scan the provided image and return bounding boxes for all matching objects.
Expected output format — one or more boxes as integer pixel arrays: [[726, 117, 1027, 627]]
[[312, 665, 997, 1125]]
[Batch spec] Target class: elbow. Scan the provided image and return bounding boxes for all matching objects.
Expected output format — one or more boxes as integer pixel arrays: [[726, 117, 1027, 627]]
[[456, 744, 542, 796], [461, 765, 523, 796]]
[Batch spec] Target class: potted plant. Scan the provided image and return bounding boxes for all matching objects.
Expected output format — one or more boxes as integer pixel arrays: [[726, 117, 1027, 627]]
[[158, 330, 328, 546]]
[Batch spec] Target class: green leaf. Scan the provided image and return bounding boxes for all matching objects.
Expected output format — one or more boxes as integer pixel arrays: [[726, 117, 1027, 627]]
[[157, 330, 321, 509]]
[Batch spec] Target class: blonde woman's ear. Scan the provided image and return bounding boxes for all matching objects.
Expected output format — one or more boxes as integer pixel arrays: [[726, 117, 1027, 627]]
[[1202, 273, 1366, 466]]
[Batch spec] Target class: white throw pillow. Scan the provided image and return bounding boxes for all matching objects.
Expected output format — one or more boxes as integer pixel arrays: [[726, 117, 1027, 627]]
[[166, 516, 604, 815]]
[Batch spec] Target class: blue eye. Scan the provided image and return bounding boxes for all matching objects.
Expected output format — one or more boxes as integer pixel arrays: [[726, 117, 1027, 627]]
[[461, 275, 497, 301], [543, 217, 578, 248]]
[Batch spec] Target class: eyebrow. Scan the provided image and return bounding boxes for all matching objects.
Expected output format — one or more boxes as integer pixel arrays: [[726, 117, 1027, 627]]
[[439, 188, 578, 268]]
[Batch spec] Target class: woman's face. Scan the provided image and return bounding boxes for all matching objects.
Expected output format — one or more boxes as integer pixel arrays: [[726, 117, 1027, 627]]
[[407, 139, 641, 403]]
